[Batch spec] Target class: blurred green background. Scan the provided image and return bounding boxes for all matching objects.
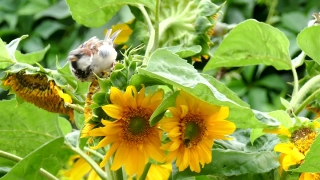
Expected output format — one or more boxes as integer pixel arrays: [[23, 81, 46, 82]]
[[0, 0, 319, 113]]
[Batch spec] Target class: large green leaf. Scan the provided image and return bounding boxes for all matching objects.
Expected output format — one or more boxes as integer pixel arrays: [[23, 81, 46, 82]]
[[15, 44, 50, 64], [0, 38, 12, 68], [173, 149, 279, 179], [2, 137, 73, 180], [203, 19, 291, 71], [291, 134, 320, 173], [140, 49, 265, 129], [66, 0, 155, 27], [0, 100, 62, 157], [297, 26, 320, 65]]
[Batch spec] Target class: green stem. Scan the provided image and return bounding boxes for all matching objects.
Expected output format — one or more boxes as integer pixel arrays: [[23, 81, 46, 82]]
[[114, 167, 124, 180], [291, 63, 299, 99], [290, 74, 320, 114], [152, 0, 161, 52], [0, 150, 59, 180], [294, 88, 320, 115], [138, 4, 155, 65], [66, 143, 108, 180], [265, 0, 278, 24], [65, 103, 84, 113], [84, 146, 104, 159], [139, 162, 151, 180]]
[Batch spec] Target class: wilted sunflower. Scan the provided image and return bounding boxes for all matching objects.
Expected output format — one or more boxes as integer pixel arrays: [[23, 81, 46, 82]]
[[88, 85, 165, 176], [2, 71, 74, 121], [160, 91, 236, 172]]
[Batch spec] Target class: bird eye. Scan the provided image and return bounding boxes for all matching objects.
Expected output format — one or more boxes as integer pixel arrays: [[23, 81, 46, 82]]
[[75, 54, 83, 59]]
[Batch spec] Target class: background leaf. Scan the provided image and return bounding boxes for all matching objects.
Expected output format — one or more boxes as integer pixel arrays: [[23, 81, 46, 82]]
[[297, 25, 320, 65], [65, 0, 155, 27], [204, 19, 291, 71]]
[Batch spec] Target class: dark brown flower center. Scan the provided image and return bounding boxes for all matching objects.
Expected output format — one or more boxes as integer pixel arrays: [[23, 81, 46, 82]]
[[181, 113, 206, 148]]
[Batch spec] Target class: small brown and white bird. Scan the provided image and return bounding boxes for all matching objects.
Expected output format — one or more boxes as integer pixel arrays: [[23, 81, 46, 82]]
[[68, 29, 121, 82]]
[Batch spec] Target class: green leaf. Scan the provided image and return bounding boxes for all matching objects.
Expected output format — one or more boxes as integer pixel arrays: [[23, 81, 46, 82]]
[[291, 134, 320, 173], [0, 38, 13, 69], [140, 49, 264, 129], [35, 0, 71, 20], [6, 35, 29, 61], [14, 44, 50, 64], [150, 91, 179, 126], [34, 20, 66, 39], [2, 137, 73, 180], [203, 19, 291, 71], [297, 26, 320, 65], [173, 149, 279, 179], [65, 0, 155, 27], [165, 45, 202, 58], [0, 100, 62, 157], [58, 117, 72, 136]]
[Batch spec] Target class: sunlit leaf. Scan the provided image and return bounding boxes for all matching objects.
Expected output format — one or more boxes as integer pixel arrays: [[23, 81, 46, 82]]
[[297, 26, 320, 65], [204, 19, 291, 71], [140, 49, 265, 129]]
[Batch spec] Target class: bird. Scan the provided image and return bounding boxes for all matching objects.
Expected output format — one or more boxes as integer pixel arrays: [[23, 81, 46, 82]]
[[68, 29, 121, 82]]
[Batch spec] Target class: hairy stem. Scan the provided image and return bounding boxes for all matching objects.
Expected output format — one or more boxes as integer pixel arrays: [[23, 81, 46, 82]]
[[138, 4, 155, 65], [290, 74, 320, 114], [66, 143, 108, 180], [294, 88, 320, 115], [152, 0, 161, 52], [0, 150, 59, 180]]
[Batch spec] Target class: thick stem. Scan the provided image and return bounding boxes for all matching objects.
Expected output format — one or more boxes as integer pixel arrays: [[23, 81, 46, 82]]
[[139, 162, 151, 180], [65, 103, 84, 113], [291, 63, 299, 99], [294, 88, 320, 115], [0, 150, 59, 180], [265, 0, 278, 24], [67, 144, 108, 180], [114, 167, 124, 180], [152, 0, 161, 52], [138, 4, 155, 65], [290, 74, 320, 113]]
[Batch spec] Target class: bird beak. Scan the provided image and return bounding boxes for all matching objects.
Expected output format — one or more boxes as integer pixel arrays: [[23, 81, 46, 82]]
[[68, 55, 78, 62]]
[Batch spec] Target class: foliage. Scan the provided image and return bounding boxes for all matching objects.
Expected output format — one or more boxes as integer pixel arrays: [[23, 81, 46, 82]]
[[1, 0, 320, 180]]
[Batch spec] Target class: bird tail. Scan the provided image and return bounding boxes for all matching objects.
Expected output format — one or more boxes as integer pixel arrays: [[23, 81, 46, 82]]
[[104, 29, 122, 45]]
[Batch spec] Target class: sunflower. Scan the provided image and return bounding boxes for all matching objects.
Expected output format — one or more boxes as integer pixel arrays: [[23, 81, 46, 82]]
[[63, 155, 101, 180], [146, 163, 172, 180], [88, 85, 165, 176], [160, 91, 236, 172], [272, 121, 320, 178]]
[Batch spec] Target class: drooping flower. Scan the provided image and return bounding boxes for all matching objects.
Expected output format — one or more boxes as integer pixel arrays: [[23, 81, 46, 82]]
[[160, 91, 236, 172], [88, 85, 165, 176], [146, 163, 172, 180], [2, 71, 74, 121]]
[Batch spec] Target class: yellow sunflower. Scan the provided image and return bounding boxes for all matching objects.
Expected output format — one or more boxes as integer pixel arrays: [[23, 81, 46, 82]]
[[273, 142, 305, 174], [160, 91, 236, 172], [272, 122, 320, 177], [88, 85, 165, 176], [300, 172, 320, 180], [146, 163, 172, 180], [63, 155, 101, 180]]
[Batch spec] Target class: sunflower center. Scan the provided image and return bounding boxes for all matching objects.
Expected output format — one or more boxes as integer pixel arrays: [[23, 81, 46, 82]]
[[121, 107, 153, 144], [129, 116, 146, 135], [291, 127, 318, 155], [181, 114, 206, 148]]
